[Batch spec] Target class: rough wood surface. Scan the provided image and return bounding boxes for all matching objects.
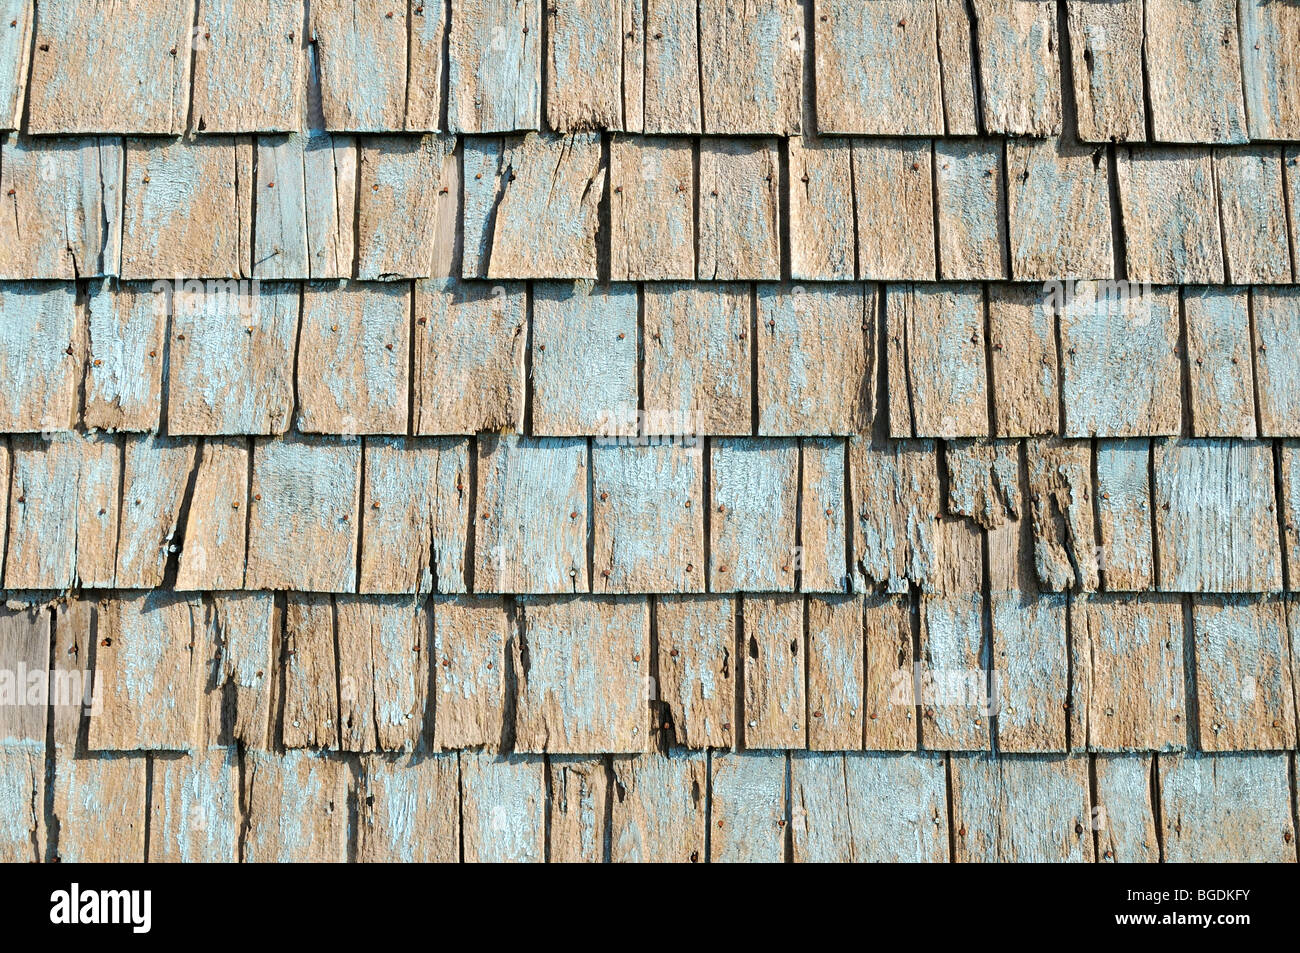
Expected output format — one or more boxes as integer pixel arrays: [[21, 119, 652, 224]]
[[1183, 287, 1257, 438], [546, 0, 622, 131], [1093, 754, 1158, 863], [698, 0, 801, 135], [549, 756, 608, 862], [850, 439, 939, 594], [83, 281, 163, 432], [709, 751, 785, 863], [358, 135, 457, 280], [1065, 0, 1146, 143], [0, 745, 41, 862], [935, 139, 1008, 280], [0, 282, 81, 432], [1095, 439, 1154, 591], [800, 438, 848, 592], [655, 594, 735, 749], [992, 591, 1068, 753], [1025, 439, 1098, 593], [1281, 443, 1300, 591], [787, 136, 854, 281], [862, 594, 916, 749], [742, 594, 804, 749], [971, 0, 1062, 135], [591, 444, 704, 594], [406, 0, 450, 130], [51, 753, 146, 862], [792, 752, 948, 861], [448, 0, 541, 132], [950, 754, 1094, 862], [698, 139, 781, 281], [988, 284, 1059, 437], [1154, 439, 1283, 593], [515, 596, 648, 753], [1160, 752, 1296, 862], [1006, 137, 1113, 281], [460, 751, 545, 862], [806, 595, 862, 750], [0, 603, 49, 745], [935, 0, 979, 135], [641, 0, 701, 133], [311, 0, 409, 132], [253, 134, 310, 279], [887, 283, 988, 438], [609, 136, 694, 280], [114, 434, 196, 588], [244, 749, 348, 862], [0, 0, 30, 131], [853, 140, 936, 280], [1253, 288, 1300, 438], [643, 283, 752, 436], [1071, 594, 1186, 751], [1116, 147, 1225, 283], [610, 750, 707, 862], [357, 753, 459, 862], [757, 283, 874, 436], [475, 435, 588, 594], [194, 0, 304, 133], [1214, 148, 1293, 284], [1144, 0, 1248, 143], [199, 592, 275, 749], [148, 749, 241, 862], [431, 596, 509, 751], [946, 439, 1020, 530], [304, 133, 359, 278], [710, 439, 799, 593], [280, 593, 339, 749], [1240, 0, 1300, 140], [334, 595, 430, 753]]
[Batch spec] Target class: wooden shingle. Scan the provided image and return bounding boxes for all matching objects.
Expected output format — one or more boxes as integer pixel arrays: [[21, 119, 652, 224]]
[[1144, 0, 1248, 143], [547, 0, 623, 131], [280, 593, 340, 749], [801, 438, 849, 592], [114, 434, 196, 589], [1093, 755, 1159, 863], [1065, 0, 1146, 143], [334, 595, 430, 753], [1282, 444, 1300, 590], [460, 753, 545, 862], [1006, 138, 1113, 281], [311, 0, 409, 132], [430, 596, 509, 750], [83, 282, 164, 433], [244, 750, 348, 862], [1253, 288, 1300, 438], [198, 592, 274, 748], [698, 0, 801, 135], [709, 439, 799, 593], [697, 139, 781, 281], [1160, 753, 1296, 862], [1116, 147, 1224, 283], [548, 757, 609, 862], [946, 439, 1020, 530], [1095, 439, 1155, 592], [862, 595, 916, 749], [357, 754, 459, 862], [655, 594, 735, 749], [934, 139, 1008, 280], [0, 282, 81, 432], [253, 135, 310, 280], [787, 136, 854, 281], [850, 439, 939, 594], [609, 136, 694, 280], [935, 0, 979, 135], [0, 603, 50, 745], [1183, 287, 1257, 438], [193, 0, 303, 133], [641, 0, 701, 134], [1026, 439, 1098, 592], [148, 750, 241, 862], [358, 135, 457, 280], [1214, 148, 1293, 284], [742, 594, 805, 749], [304, 133, 359, 279], [709, 751, 785, 863], [51, 753, 146, 862], [853, 140, 935, 280], [806, 595, 863, 750], [514, 596, 649, 753], [992, 591, 1069, 753], [987, 284, 1059, 437], [0, 0, 30, 131], [0, 746, 42, 862], [448, 0, 541, 133], [1240, 0, 1300, 140], [609, 751, 708, 862], [950, 755, 1094, 862], [970, 0, 1062, 136]]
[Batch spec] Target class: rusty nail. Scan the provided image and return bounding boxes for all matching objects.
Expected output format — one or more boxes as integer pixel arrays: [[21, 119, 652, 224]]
[[600, 491, 608, 501], [670, 649, 679, 658], [372, 501, 380, 510], [569, 511, 578, 519], [686, 564, 693, 572], [254, 494, 262, 501], [231, 501, 239, 509], [93, 359, 102, 367]]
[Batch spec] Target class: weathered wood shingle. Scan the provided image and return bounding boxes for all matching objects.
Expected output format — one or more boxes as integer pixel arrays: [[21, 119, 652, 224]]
[[609, 136, 694, 280], [1065, 0, 1146, 143], [971, 0, 1061, 136], [698, 139, 781, 281], [709, 439, 799, 592], [698, 0, 801, 135], [1116, 147, 1224, 283], [1144, 0, 1248, 143], [194, 0, 304, 133], [447, 0, 541, 133]]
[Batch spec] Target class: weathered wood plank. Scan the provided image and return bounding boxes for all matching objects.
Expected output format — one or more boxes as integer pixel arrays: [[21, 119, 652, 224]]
[[698, 0, 801, 135], [121, 138, 252, 279], [547, 0, 622, 131], [791, 751, 948, 862], [1144, 0, 1248, 143], [358, 135, 457, 280], [26, 0, 191, 135], [549, 756, 608, 862], [1026, 439, 1099, 592], [474, 435, 588, 593], [1160, 752, 1296, 862], [1183, 287, 1256, 438], [1059, 282, 1181, 437], [165, 280, 299, 436], [850, 439, 939, 594], [245, 436, 362, 593], [0, 603, 49, 745], [51, 753, 146, 862], [304, 132, 359, 278], [407, 0, 450, 130], [1154, 439, 1283, 593], [460, 751, 545, 862], [609, 135, 694, 280], [655, 595, 735, 749], [1280, 444, 1300, 591], [946, 439, 1020, 531], [757, 283, 874, 436], [814, 0, 942, 136], [1092, 754, 1158, 862], [951, 754, 1095, 862], [1070, 593, 1186, 751], [194, 0, 303, 133], [710, 439, 799, 593], [360, 436, 468, 595], [801, 438, 849, 592], [448, 0, 541, 132], [114, 434, 196, 588], [1214, 148, 1293, 284], [709, 751, 785, 863], [1240, 0, 1300, 140], [311, 0, 408, 132], [888, 283, 988, 438], [245, 749, 349, 862], [935, 0, 980, 135], [787, 136, 853, 281], [413, 278, 527, 434], [147, 749, 241, 862], [89, 592, 204, 751], [988, 284, 1059, 437], [592, 444, 704, 594], [806, 595, 862, 750], [1095, 439, 1155, 591], [992, 589, 1069, 753], [1006, 138, 1113, 280], [742, 594, 804, 749], [83, 281, 163, 432], [1116, 147, 1224, 283], [1065, 0, 1146, 143], [431, 595, 509, 750], [853, 140, 935, 280], [1253, 288, 1300, 438], [610, 750, 707, 862], [176, 439, 249, 592], [0, 282, 81, 432], [698, 139, 781, 281], [641, 0, 700, 133], [253, 134, 309, 279], [935, 139, 1008, 280], [0, 0, 31, 131], [279, 593, 339, 749], [0, 137, 122, 279], [971, 0, 1061, 135], [1191, 596, 1296, 751], [0, 745, 41, 862], [514, 596, 648, 753], [198, 592, 275, 749], [357, 753, 459, 862], [335, 595, 430, 754], [4, 433, 119, 590], [643, 282, 751, 436]]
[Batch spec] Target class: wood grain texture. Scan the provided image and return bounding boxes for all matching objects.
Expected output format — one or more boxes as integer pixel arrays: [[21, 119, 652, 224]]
[[1280, 443, 1300, 591], [26, 0, 191, 135], [988, 284, 1059, 437], [358, 135, 457, 280], [448, 0, 541, 132], [1154, 439, 1282, 593], [787, 136, 854, 281], [709, 751, 785, 863], [147, 749, 241, 862], [245, 436, 362, 592], [413, 278, 527, 434], [1144, 0, 1249, 143], [935, 0, 979, 135], [950, 754, 1094, 862], [357, 753, 459, 862], [800, 438, 848, 592], [83, 281, 164, 432], [1183, 287, 1257, 438], [303, 132, 359, 278], [710, 439, 799, 593], [459, 751, 545, 862], [431, 595, 509, 750], [532, 282, 638, 435], [935, 139, 1008, 280], [1026, 438, 1098, 592], [360, 436, 469, 595], [814, 0, 942, 135], [194, 0, 304, 133], [853, 140, 935, 280], [863, 594, 917, 749], [1093, 754, 1158, 863], [166, 281, 299, 435], [1253, 287, 1300, 438], [1240, 0, 1300, 140], [698, 138, 781, 281], [546, 0, 623, 131], [655, 594, 735, 749], [610, 750, 707, 862], [641, 0, 701, 133], [1191, 596, 1296, 751], [199, 592, 274, 748], [1065, 0, 1146, 143], [643, 282, 751, 435], [971, 0, 1062, 135], [114, 434, 196, 588], [0, 282, 81, 432], [698, 0, 801, 135], [279, 592, 339, 749], [548, 756, 608, 862], [1059, 281, 1181, 437], [742, 594, 804, 749], [311, 0, 409, 132], [1070, 593, 1186, 751], [1214, 148, 1293, 284], [1116, 147, 1224, 283], [887, 283, 988, 438], [0, 603, 49, 745], [51, 753, 146, 862], [0, 745, 41, 862], [591, 444, 704, 594], [757, 283, 874, 436], [1160, 752, 1296, 862], [850, 438, 939, 594], [806, 595, 862, 750], [253, 134, 310, 279], [1006, 138, 1113, 280], [121, 137, 252, 279], [244, 749, 349, 862], [475, 435, 588, 594], [946, 438, 1020, 530], [334, 595, 430, 753], [609, 135, 694, 280], [1095, 439, 1155, 591], [792, 752, 948, 861], [0, 0, 30, 131], [992, 591, 1068, 753], [0, 137, 122, 279]]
